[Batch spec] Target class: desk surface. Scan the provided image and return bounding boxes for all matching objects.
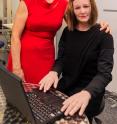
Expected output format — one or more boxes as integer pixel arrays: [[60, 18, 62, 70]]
[[2, 23, 13, 29], [0, 86, 89, 124]]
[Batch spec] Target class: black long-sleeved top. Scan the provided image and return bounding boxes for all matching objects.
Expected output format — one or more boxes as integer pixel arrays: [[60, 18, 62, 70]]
[[52, 24, 114, 98]]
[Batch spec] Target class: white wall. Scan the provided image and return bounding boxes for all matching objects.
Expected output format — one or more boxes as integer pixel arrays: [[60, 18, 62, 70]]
[[0, 0, 19, 23], [12, 0, 19, 20], [7, 0, 12, 23], [0, 0, 3, 19]]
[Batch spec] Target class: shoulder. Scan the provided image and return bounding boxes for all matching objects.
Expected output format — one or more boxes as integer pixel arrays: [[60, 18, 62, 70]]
[[90, 24, 114, 49], [99, 25, 113, 44], [59, 0, 68, 11], [62, 0, 68, 4], [16, 0, 28, 14], [91, 24, 101, 33], [59, 0, 68, 10], [62, 26, 69, 34], [100, 30, 113, 41], [20, 0, 33, 13], [20, 0, 32, 7], [63, 0, 68, 12], [94, 24, 113, 39], [92, 24, 113, 42], [59, 0, 68, 5], [63, 26, 68, 31], [101, 32, 114, 49], [99, 28, 114, 49]]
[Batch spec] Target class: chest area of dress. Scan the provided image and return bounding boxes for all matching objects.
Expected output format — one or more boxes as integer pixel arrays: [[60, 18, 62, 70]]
[[26, 5, 65, 31]]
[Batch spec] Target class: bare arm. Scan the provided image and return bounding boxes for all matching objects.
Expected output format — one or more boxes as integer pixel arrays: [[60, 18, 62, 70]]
[[11, 0, 28, 79]]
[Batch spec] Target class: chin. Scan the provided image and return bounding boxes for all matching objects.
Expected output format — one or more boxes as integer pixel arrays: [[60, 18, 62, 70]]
[[79, 18, 89, 23], [79, 20, 88, 24]]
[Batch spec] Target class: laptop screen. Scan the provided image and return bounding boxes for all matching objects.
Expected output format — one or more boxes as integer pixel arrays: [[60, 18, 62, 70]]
[[0, 65, 35, 124]]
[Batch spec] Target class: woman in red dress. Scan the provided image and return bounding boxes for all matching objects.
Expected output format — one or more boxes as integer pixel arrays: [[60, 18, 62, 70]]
[[7, 0, 111, 85], [7, 0, 67, 84]]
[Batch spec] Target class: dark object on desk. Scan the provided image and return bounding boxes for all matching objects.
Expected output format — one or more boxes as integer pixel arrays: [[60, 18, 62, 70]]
[[0, 65, 69, 124], [0, 20, 2, 30], [0, 41, 6, 65], [0, 40, 4, 47], [3, 104, 27, 124]]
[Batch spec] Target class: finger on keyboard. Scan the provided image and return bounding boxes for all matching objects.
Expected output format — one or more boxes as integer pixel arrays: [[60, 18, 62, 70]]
[[22, 82, 39, 92], [23, 84, 32, 92]]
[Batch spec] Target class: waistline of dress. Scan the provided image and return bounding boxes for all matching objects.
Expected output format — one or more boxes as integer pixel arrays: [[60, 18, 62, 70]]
[[23, 30, 55, 41]]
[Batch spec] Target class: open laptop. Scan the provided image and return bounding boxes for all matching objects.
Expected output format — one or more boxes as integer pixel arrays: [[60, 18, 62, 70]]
[[0, 65, 68, 124]]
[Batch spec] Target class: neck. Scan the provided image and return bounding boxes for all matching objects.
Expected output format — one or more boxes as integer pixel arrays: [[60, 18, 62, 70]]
[[46, 0, 54, 4], [76, 23, 90, 31]]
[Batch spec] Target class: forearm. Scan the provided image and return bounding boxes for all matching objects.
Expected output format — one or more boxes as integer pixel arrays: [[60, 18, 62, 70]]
[[85, 32, 114, 98], [85, 50, 114, 98], [9, 0, 27, 71], [11, 35, 21, 70], [52, 60, 63, 77], [52, 27, 67, 77], [84, 74, 111, 98]]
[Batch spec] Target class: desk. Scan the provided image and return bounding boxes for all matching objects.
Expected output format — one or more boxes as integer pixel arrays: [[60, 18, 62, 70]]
[[2, 23, 13, 29], [2, 23, 13, 53], [0, 86, 89, 124]]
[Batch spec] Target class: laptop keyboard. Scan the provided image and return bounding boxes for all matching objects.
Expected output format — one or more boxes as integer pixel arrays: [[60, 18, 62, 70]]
[[26, 89, 68, 123]]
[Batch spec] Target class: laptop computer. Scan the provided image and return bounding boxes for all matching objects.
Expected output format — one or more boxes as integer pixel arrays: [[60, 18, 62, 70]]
[[0, 65, 68, 124]]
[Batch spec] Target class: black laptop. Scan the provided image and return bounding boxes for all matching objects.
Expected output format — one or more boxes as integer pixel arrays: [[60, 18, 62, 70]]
[[0, 65, 68, 124]]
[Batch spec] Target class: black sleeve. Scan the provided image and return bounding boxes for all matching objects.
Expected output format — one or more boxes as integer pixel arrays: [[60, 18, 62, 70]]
[[51, 27, 67, 76], [84, 32, 114, 98]]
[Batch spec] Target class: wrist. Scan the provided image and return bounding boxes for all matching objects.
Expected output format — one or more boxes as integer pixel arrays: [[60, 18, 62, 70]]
[[82, 90, 91, 100], [13, 67, 22, 71], [49, 71, 58, 76]]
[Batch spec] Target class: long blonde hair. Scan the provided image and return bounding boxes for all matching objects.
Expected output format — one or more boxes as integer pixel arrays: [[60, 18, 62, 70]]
[[65, 0, 98, 31]]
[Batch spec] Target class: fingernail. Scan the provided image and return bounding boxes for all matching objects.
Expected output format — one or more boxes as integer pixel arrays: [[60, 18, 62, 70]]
[[79, 112, 82, 116], [69, 112, 73, 116], [65, 112, 68, 116], [61, 107, 65, 112], [61, 108, 63, 112]]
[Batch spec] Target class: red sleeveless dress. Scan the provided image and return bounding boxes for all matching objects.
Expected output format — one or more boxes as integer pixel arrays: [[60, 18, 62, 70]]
[[7, 0, 67, 84]]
